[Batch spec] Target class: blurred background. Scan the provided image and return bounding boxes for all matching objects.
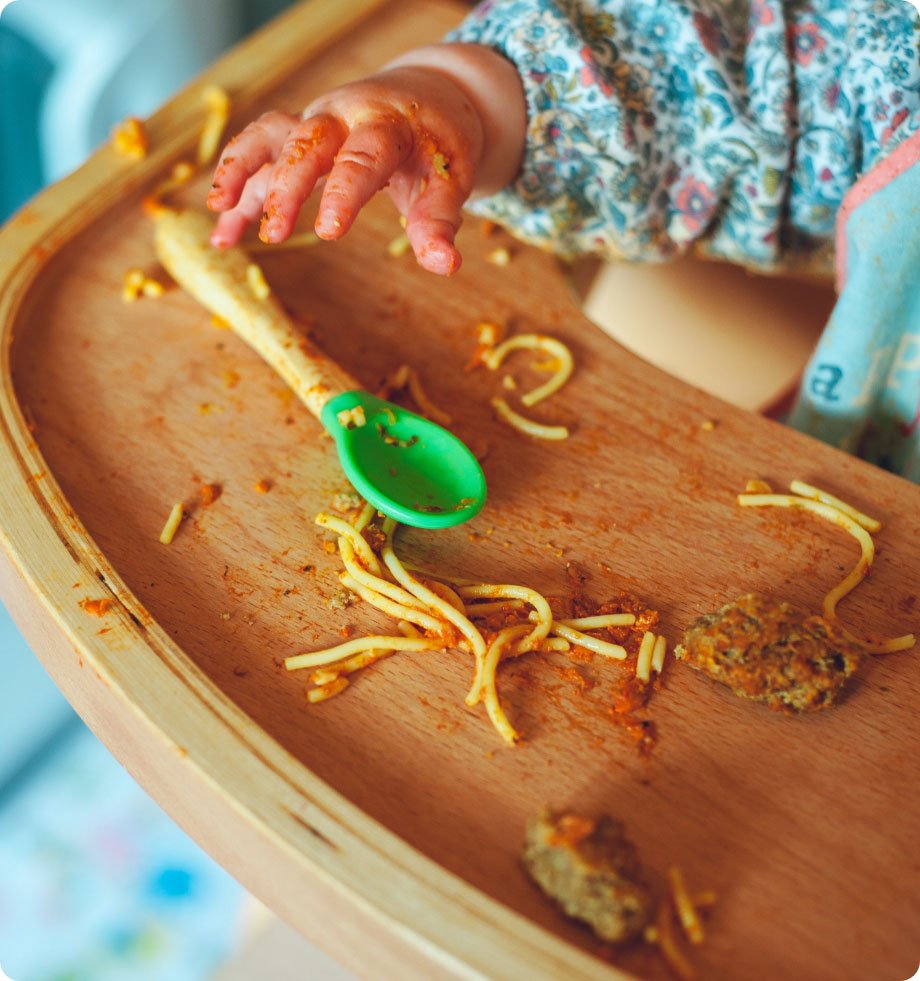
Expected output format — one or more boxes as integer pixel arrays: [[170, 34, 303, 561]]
[[0, 1, 353, 978]]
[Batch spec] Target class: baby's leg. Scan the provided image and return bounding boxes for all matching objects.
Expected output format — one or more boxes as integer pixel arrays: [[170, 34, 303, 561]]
[[580, 258, 833, 414]]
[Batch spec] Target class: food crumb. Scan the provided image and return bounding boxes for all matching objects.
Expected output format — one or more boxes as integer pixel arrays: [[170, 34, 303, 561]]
[[199, 482, 222, 506], [387, 234, 411, 258], [328, 588, 354, 611], [331, 491, 362, 513], [700, 419, 717, 432], [336, 405, 366, 430], [121, 269, 144, 301], [675, 593, 865, 712], [432, 151, 451, 178], [522, 809, 654, 944], [246, 263, 271, 300], [171, 160, 195, 183], [254, 479, 272, 494], [80, 597, 113, 617], [111, 116, 148, 160], [486, 247, 511, 267]]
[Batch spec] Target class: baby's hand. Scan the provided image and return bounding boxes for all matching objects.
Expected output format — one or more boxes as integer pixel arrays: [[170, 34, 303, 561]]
[[207, 65, 486, 276]]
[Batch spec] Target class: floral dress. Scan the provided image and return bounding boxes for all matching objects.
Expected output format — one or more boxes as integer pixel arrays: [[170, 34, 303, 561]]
[[448, 0, 920, 269], [449, 0, 920, 480]]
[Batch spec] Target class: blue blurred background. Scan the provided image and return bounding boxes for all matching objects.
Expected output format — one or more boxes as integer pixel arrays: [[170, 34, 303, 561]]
[[0, 2, 358, 979]]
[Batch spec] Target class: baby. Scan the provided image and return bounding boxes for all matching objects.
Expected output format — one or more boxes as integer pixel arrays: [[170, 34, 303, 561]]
[[209, 0, 920, 480]]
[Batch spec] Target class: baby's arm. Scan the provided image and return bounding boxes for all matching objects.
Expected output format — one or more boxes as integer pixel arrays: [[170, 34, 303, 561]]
[[207, 43, 526, 275]]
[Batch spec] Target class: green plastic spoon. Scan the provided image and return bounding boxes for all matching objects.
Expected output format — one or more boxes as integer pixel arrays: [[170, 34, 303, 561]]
[[153, 207, 486, 528]]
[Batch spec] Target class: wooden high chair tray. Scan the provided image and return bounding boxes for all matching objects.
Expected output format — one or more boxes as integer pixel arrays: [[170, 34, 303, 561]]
[[1, 2, 918, 978]]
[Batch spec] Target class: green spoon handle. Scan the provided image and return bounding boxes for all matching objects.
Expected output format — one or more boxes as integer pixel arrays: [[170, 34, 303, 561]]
[[153, 207, 358, 419]]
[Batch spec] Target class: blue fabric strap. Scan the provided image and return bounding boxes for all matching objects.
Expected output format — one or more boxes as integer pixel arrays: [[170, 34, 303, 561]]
[[788, 145, 920, 481]]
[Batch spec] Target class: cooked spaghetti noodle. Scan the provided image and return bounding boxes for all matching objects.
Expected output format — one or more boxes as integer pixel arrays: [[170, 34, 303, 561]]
[[788, 480, 881, 532], [284, 501, 667, 745], [481, 625, 531, 744], [491, 397, 570, 441], [159, 503, 185, 544], [246, 231, 320, 253], [548, 621, 627, 660], [197, 85, 231, 165], [307, 677, 349, 703], [557, 614, 637, 630], [380, 364, 452, 425], [483, 333, 574, 407], [284, 635, 441, 672], [738, 481, 915, 655], [405, 367, 452, 425], [635, 631, 656, 682], [668, 865, 705, 946]]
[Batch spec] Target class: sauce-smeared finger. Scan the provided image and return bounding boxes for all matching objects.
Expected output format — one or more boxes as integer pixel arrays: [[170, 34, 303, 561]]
[[261, 114, 347, 242], [405, 176, 467, 276], [208, 110, 299, 211], [210, 163, 273, 248], [314, 116, 413, 239]]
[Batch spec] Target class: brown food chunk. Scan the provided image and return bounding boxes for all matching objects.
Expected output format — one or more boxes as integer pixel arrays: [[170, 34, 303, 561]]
[[674, 593, 865, 712], [522, 810, 653, 943]]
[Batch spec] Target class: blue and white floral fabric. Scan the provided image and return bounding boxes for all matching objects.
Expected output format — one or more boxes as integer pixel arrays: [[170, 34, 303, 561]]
[[448, 0, 920, 270], [449, 0, 920, 479]]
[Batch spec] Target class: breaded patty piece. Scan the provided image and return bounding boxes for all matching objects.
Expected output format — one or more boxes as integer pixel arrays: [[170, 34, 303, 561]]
[[522, 810, 653, 943], [674, 593, 865, 712]]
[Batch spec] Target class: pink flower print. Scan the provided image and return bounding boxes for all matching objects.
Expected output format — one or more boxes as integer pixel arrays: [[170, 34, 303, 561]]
[[675, 176, 715, 233], [820, 167, 834, 182], [823, 81, 841, 112], [752, 0, 774, 26], [882, 107, 910, 144], [579, 46, 613, 97], [788, 22, 827, 67]]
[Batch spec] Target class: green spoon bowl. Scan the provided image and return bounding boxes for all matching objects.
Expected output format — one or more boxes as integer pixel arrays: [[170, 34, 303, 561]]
[[321, 391, 487, 529]]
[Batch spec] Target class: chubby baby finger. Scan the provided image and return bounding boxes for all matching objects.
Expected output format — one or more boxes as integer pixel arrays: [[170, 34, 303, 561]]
[[314, 116, 413, 239], [260, 114, 347, 242], [210, 162, 273, 248], [208, 109, 299, 211]]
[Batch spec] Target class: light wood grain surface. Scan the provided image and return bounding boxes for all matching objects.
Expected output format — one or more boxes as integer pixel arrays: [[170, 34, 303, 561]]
[[1, 2, 919, 979]]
